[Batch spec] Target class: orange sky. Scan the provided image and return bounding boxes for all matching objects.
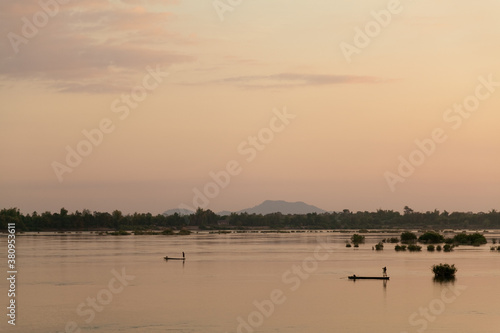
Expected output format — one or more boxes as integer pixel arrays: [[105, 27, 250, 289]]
[[1, 0, 499, 214]]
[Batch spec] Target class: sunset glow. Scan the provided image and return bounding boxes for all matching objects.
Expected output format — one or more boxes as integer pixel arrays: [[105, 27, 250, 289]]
[[1, 0, 499, 214]]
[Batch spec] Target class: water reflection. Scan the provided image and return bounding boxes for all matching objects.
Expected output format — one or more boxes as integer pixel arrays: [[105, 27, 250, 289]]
[[433, 276, 456, 284]]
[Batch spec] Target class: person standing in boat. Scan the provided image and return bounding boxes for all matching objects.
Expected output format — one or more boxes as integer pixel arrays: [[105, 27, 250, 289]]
[[182, 252, 185, 259], [382, 266, 387, 277]]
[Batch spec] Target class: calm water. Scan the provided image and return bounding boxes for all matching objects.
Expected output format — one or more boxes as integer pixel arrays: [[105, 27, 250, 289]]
[[2, 231, 500, 332]]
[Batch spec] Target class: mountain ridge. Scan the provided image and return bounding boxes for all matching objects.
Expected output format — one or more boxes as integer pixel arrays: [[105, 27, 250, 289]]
[[163, 200, 327, 216]]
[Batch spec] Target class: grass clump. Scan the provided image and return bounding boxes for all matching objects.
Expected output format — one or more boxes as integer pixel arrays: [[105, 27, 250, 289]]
[[177, 229, 191, 235], [134, 230, 160, 235], [162, 228, 175, 235], [108, 230, 131, 236]]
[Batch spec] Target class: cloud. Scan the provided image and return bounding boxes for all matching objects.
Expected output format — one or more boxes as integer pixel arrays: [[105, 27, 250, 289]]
[[0, 0, 195, 93], [194, 73, 386, 89]]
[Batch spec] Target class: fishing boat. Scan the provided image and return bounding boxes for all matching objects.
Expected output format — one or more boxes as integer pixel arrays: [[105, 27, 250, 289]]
[[164, 256, 185, 261], [348, 275, 389, 280]]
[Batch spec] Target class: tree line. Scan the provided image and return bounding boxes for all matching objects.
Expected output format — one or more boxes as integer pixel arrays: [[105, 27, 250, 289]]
[[1, 206, 500, 232]]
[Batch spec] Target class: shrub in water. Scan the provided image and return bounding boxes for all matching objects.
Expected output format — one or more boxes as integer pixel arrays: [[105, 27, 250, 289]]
[[432, 263, 457, 279], [384, 237, 399, 243], [408, 244, 422, 252], [418, 231, 445, 244], [443, 244, 453, 252], [453, 232, 487, 246], [427, 245, 435, 251], [401, 231, 417, 244], [375, 242, 384, 250], [436, 245, 442, 251], [351, 234, 365, 244], [395, 244, 407, 251]]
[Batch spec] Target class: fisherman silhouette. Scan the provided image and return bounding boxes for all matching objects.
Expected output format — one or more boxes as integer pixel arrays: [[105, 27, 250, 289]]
[[382, 266, 387, 277]]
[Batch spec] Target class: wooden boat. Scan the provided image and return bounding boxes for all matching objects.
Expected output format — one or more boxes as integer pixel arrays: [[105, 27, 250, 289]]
[[348, 275, 389, 280], [164, 256, 185, 261]]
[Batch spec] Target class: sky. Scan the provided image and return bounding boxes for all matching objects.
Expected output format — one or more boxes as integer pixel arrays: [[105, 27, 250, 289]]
[[1, 0, 499, 215]]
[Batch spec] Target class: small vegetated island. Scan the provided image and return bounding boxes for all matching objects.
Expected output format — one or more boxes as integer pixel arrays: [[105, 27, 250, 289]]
[[391, 230, 487, 252], [452, 232, 487, 246]]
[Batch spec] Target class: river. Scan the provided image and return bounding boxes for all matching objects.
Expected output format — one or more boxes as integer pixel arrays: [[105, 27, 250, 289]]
[[2, 230, 500, 332]]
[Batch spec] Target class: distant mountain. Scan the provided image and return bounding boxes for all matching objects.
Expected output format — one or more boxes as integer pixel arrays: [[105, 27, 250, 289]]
[[236, 200, 327, 215], [162, 208, 194, 216], [164, 200, 326, 216]]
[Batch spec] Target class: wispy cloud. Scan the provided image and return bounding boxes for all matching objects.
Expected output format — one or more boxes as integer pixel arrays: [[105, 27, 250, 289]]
[[192, 73, 387, 89], [0, 0, 195, 93]]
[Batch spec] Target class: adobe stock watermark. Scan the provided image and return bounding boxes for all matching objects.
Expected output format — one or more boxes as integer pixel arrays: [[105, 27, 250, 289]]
[[7, 0, 74, 55], [385, 74, 499, 192], [51, 65, 169, 182], [339, 0, 404, 63], [226, 239, 333, 333], [64, 267, 135, 333], [178, 107, 296, 212], [401, 283, 467, 333], [213, 0, 244, 22]]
